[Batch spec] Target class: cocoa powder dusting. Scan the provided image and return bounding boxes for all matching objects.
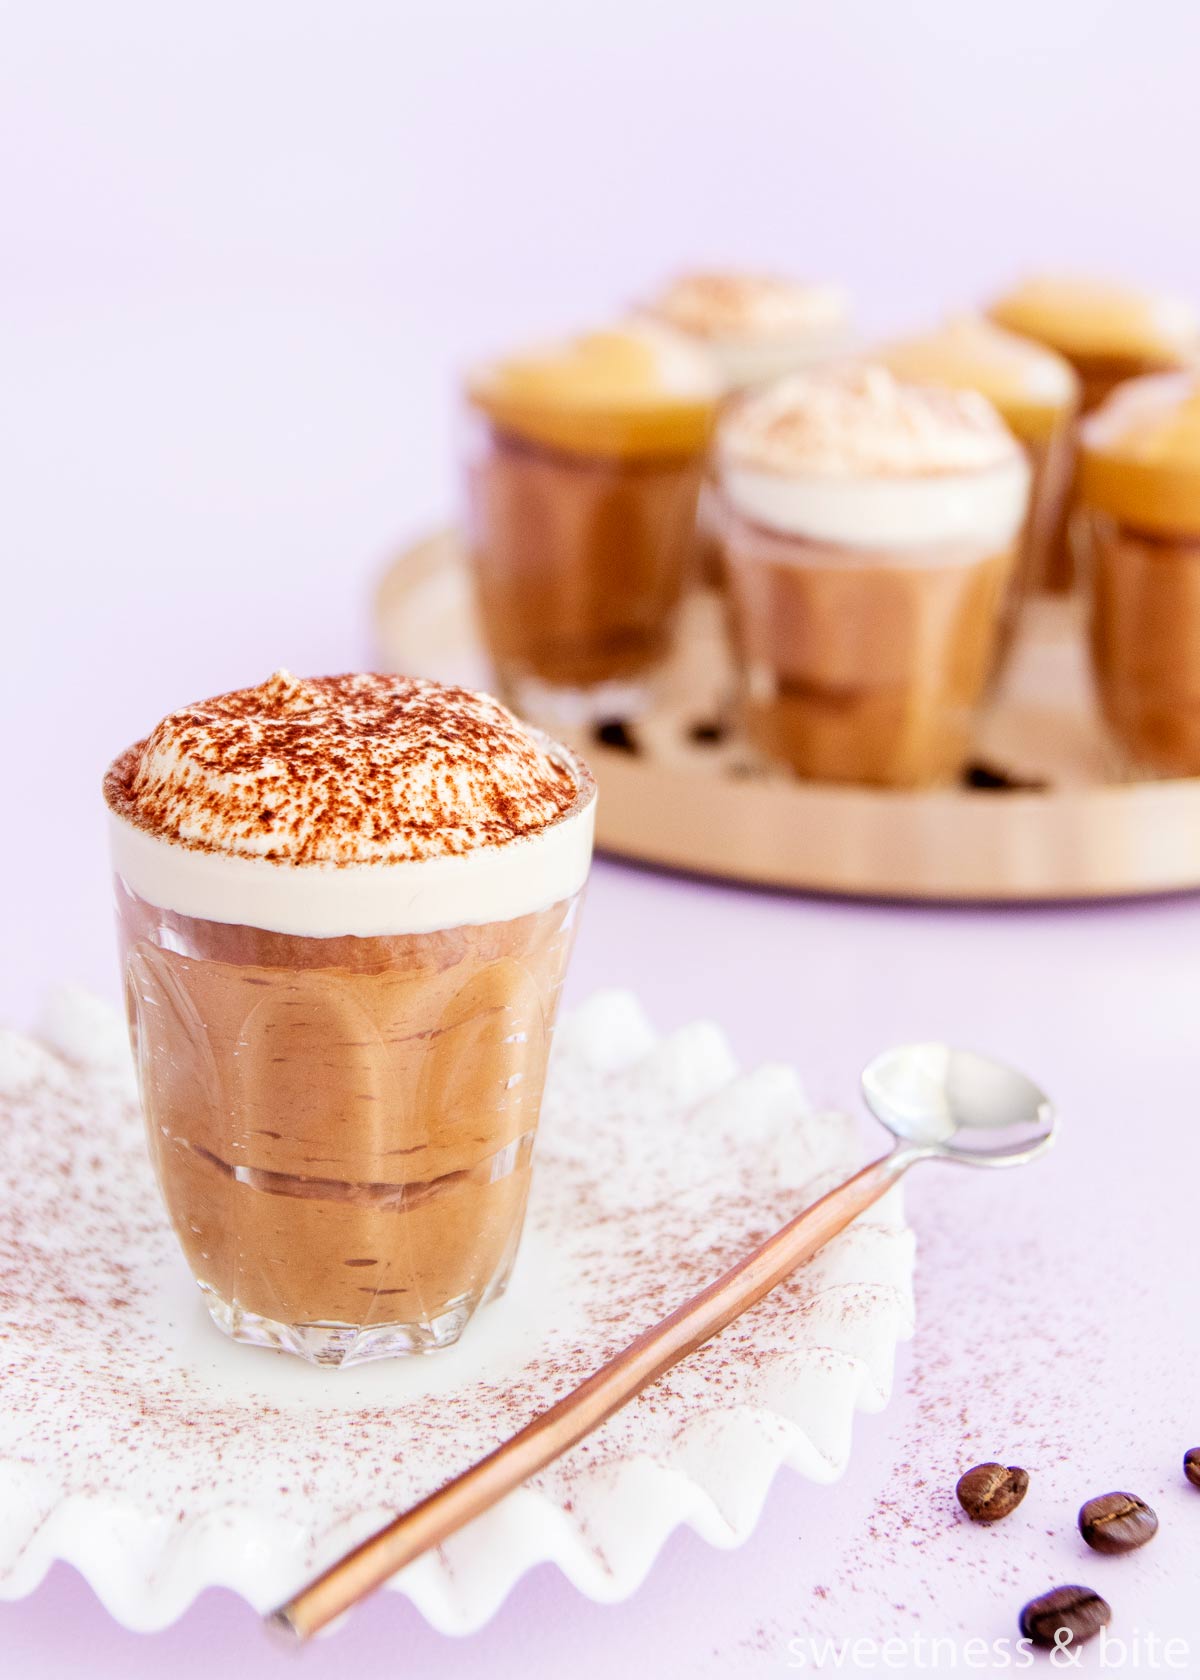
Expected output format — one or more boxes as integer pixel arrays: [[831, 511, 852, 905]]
[[0, 992, 913, 1609], [102, 670, 583, 865]]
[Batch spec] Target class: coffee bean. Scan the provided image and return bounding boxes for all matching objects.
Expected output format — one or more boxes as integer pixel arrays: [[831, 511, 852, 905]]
[[955, 1462, 1029, 1522], [594, 719, 639, 756], [1185, 1448, 1200, 1489], [1019, 1585, 1111, 1649], [687, 719, 727, 746], [1079, 1491, 1158, 1554], [962, 760, 1047, 793]]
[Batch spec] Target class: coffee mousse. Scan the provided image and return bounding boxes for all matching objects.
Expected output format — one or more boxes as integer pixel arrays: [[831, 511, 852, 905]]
[[104, 671, 595, 1366], [465, 324, 716, 720], [716, 365, 1030, 786]]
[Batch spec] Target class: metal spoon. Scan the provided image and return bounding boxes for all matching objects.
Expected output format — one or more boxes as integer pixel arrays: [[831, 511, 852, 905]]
[[270, 1043, 1055, 1641]]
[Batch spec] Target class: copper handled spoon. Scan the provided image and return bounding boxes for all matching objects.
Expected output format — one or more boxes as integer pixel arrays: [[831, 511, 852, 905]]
[[269, 1043, 1055, 1642]]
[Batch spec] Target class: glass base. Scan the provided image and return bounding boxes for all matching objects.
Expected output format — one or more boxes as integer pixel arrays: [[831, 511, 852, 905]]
[[199, 1283, 492, 1368]]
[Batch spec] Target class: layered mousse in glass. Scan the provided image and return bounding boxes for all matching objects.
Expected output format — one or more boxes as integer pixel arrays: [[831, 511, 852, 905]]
[[104, 671, 595, 1366], [716, 365, 1030, 786], [988, 275, 1200, 415], [880, 315, 1079, 597], [464, 324, 717, 726], [1079, 372, 1200, 775]]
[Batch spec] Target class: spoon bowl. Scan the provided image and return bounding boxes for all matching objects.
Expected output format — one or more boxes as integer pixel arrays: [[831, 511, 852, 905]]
[[861, 1043, 1056, 1166]]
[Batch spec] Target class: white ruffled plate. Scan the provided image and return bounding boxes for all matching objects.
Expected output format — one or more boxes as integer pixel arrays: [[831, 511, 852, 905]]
[[0, 987, 914, 1633]]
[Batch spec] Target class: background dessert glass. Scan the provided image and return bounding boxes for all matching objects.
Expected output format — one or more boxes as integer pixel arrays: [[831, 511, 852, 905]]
[[879, 315, 1079, 599], [104, 671, 596, 1367], [1078, 372, 1200, 776], [464, 325, 716, 728], [717, 366, 1031, 787]]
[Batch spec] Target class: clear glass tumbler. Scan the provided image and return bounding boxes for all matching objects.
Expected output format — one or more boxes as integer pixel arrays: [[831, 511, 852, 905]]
[[1079, 370, 1200, 775], [465, 414, 705, 725], [722, 505, 1017, 787], [111, 765, 593, 1368], [1086, 511, 1200, 775]]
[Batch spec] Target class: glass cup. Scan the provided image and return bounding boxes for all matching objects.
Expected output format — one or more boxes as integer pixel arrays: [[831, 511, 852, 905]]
[[721, 505, 1018, 787], [1079, 371, 1200, 776], [466, 415, 705, 720], [109, 744, 595, 1368], [1086, 513, 1200, 774], [989, 280, 1200, 593], [1016, 416, 1077, 595], [464, 326, 715, 727]]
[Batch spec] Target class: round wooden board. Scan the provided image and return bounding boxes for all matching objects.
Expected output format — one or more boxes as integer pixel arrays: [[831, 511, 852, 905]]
[[374, 531, 1200, 902]]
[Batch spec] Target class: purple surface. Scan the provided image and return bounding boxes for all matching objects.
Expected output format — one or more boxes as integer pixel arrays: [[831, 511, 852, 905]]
[[5, 868, 1200, 1675], [4, 3, 1200, 1672]]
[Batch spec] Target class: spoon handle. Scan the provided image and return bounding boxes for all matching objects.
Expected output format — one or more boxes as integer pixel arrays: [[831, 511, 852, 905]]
[[270, 1146, 911, 1641]]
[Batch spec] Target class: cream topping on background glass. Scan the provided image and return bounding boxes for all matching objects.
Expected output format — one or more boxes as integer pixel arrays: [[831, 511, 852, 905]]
[[717, 365, 1030, 550], [1079, 370, 1200, 535], [641, 270, 852, 391], [105, 671, 596, 937], [988, 275, 1200, 364], [1080, 369, 1200, 463], [466, 322, 717, 458], [879, 315, 1078, 428]]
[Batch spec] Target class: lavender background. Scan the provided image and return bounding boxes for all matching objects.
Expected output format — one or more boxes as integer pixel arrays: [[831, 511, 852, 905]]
[[4, 3, 1200, 1674]]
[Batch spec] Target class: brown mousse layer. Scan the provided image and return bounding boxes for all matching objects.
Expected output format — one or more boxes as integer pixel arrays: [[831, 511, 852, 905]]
[[118, 886, 581, 1329]]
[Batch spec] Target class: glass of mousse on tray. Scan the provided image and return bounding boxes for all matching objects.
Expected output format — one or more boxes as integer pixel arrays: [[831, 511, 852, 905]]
[[103, 670, 595, 1367], [1079, 371, 1200, 776], [464, 322, 717, 726], [716, 364, 1031, 787]]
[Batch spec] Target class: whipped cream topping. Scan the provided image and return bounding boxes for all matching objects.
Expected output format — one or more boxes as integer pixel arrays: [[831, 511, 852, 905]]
[[467, 321, 717, 459], [718, 365, 1030, 551], [721, 365, 1021, 478], [1078, 371, 1200, 534], [621, 320, 724, 398], [646, 272, 849, 342], [112, 670, 580, 863], [470, 321, 718, 408], [1080, 370, 1200, 464], [990, 275, 1200, 362], [105, 672, 596, 937], [641, 272, 851, 391], [880, 315, 1079, 414]]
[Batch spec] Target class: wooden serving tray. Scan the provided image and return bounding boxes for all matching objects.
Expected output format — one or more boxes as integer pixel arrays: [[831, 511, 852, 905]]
[[374, 531, 1200, 902]]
